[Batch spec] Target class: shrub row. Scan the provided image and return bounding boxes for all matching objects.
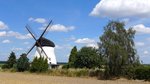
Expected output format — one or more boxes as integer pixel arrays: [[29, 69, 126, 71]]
[[126, 66, 150, 81]]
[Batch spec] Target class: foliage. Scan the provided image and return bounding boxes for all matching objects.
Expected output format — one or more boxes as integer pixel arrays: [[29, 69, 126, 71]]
[[62, 64, 69, 69], [99, 21, 139, 77], [30, 56, 49, 72], [74, 47, 101, 69], [2, 52, 16, 69], [134, 66, 150, 81], [68, 46, 77, 68], [1, 64, 8, 69], [16, 53, 30, 72]]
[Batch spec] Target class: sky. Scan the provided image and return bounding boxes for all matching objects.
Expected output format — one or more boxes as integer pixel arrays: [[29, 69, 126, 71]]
[[0, 0, 150, 64]]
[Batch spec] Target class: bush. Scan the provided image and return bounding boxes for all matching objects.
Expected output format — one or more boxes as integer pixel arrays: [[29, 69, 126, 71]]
[[134, 66, 150, 81], [30, 56, 49, 72], [62, 64, 69, 69], [1, 64, 8, 69], [17, 54, 30, 72], [89, 68, 102, 77], [124, 65, 150, 81]]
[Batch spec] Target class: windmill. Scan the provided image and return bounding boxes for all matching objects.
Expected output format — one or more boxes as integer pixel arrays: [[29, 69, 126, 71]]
[[26, 20, 57, 65]]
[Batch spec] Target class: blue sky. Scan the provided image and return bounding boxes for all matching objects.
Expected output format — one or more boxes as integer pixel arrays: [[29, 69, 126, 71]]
[[0, 0, 150, 64]]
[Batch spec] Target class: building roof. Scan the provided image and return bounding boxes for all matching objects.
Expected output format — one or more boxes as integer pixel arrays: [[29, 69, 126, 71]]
[[35, 37, 55, 47]]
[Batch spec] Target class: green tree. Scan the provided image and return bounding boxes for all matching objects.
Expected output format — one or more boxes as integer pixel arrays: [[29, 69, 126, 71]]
[[68, 46, 77, 68], [2, 52, 16, 69], [99, 21, 139, 77], [30, 56, 48, 72], [17, 53, 29, 72], [74, 47, 101, 69]]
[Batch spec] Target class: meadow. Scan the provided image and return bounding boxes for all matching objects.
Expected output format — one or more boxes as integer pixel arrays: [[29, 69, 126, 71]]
[[0, 71, 149, 84]]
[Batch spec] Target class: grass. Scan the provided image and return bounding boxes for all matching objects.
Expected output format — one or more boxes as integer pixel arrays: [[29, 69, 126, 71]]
[[46, 68, 90, 77], [0, 68, 100, 78], [0, 64, 4, 67], [0, 71, 149, 84]]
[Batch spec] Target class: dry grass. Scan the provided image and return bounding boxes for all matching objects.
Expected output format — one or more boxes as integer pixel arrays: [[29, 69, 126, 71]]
[[0, 72, 149, 84]]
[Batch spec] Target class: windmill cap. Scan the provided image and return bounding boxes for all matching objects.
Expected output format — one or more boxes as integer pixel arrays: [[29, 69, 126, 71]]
[[36, 37, 55, 47]]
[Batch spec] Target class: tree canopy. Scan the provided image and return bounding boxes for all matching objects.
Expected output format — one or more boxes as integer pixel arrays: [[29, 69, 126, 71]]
[[17, 53, 29, 72], [2, 52, 16, 69], [30, 56, 49, 72], [74, 47, 101, 69], [99, 21, 139, 76], [68, 46, 77, 68]]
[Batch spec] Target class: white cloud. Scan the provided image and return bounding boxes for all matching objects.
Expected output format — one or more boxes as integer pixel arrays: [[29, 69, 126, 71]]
[[29, 17, 46, 23], [0, 31, 32, 39], [75, 38, 95, 44], [0, 31, 7, 37], [121, 18, 130, 24], [86, 43, 98, 49], [0, 21, 8, 30], [40, 24, 75, 32], [133, 24, 150, 34], [50, 24, 75, 32], [7, 31, 32, 39], [2, 39, 11, 43], [90, 0, 150, 18], [144, 50, 149, 55]]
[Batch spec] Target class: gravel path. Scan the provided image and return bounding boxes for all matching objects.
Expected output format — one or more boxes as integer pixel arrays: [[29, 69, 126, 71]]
[[0, 72, 149, 84]]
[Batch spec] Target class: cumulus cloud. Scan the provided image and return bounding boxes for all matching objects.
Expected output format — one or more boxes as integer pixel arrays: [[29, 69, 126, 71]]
[[2, 39, 11, 43], [50, 24, 75, 32], [40, 24, 75, 32], [29, 17, 46, 23], [86, 43, 98, 49], [0, 31, 32, 39], [90, 0, 150, 18], [7, 31, 32, 39], [0, 21, 8, 30], [0, 31, 7, 37], [75, 38, 95, 44], [133, 24, 150, 34]]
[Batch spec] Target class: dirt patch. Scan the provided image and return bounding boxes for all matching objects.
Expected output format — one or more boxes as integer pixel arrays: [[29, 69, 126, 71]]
[[0, 72, 149, 84]]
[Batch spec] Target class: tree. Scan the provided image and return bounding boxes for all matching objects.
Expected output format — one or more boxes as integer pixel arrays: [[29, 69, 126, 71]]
[[17, 53, 29, 72], [2, 52, 16, 69], [30, 56, 48, 72], [74, 47, 101, 69], [99, 21, 139, 77], [68, 46, 77, 68]]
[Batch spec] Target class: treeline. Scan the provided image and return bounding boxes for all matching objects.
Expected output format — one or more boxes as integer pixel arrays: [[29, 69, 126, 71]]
[[1, 21, 150, 81], [2, 52, 49, 72], [64, 21, 150, 81]]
